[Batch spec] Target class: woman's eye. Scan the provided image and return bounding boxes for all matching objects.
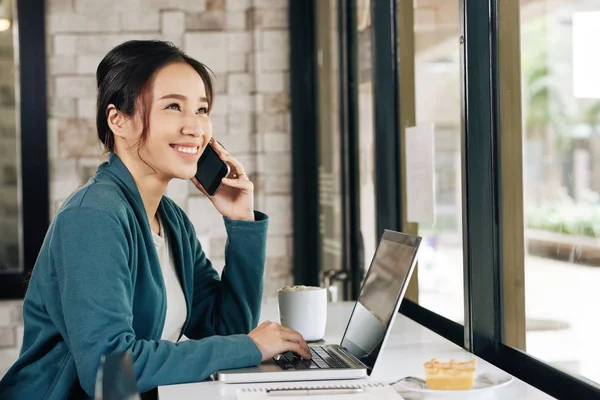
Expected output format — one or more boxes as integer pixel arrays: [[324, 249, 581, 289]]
[[197, 107, 208, 115], [166, 103, 181, 111]]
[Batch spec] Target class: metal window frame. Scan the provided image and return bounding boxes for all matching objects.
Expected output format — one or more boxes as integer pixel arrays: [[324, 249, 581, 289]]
[[289, 0, 320, 288], [338, 0, 364, 300], [0, 0, 49, 299]]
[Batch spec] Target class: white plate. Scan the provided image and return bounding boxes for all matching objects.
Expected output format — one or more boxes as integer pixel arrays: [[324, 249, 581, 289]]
[[396, 372, 514, 395]]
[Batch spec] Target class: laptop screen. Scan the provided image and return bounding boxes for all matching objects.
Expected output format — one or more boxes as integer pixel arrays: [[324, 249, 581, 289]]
[[340, 230, 421, 373]]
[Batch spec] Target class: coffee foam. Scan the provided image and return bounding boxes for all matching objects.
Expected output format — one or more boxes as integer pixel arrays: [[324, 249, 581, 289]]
[[279, 285, 323, 292]]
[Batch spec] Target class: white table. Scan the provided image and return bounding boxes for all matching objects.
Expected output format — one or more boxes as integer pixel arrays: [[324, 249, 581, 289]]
[[159, 302, 555, 399]]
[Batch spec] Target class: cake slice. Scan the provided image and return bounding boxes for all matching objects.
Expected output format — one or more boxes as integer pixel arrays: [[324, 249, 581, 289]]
[[423, 358, 477, 390]]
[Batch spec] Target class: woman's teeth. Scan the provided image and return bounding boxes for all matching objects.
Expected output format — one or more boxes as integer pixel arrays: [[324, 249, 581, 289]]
[[176, 146, 198, 154]]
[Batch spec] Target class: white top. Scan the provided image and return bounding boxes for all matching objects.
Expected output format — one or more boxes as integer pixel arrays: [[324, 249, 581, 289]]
[[152, 215, 187, 342]]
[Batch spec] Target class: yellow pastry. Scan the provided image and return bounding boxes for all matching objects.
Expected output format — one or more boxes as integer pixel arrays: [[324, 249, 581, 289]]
[[423, 358, 477, 390]]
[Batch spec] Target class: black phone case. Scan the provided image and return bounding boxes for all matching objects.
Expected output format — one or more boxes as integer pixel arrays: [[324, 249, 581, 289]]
[[195, 145, 230, 196]]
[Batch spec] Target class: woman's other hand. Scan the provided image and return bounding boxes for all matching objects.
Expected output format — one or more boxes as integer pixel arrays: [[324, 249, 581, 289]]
[[248, 321, 312, 362]]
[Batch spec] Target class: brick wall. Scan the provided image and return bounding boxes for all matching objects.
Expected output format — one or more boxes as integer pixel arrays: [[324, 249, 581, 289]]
[[0, 0, 292, 379]]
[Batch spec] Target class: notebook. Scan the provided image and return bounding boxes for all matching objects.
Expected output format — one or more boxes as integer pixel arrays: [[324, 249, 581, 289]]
[[236, 383, 403, 399]]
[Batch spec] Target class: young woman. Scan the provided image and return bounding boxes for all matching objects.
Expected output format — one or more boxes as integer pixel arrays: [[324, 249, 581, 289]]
[[0, 40, 310, 399]]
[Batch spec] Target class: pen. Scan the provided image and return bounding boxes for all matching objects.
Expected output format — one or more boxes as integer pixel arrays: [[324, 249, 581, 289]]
[[266, 388, 365, 396]]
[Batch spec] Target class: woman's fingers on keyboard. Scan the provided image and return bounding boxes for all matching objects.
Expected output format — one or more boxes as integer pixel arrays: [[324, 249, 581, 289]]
[[285, 341, 311, 359], [280, 328, 311, 358]]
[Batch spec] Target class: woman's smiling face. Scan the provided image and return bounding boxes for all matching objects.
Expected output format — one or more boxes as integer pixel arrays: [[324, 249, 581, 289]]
[[125, 61, 213, 181]]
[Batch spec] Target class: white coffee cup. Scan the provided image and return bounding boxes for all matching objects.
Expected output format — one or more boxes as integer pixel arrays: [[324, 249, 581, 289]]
[[277, 285, 327, 342]]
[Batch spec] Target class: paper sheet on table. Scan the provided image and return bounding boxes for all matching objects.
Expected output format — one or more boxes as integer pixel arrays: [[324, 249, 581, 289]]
[[236, 383, 403, 399], [405, 123, 435, 224]]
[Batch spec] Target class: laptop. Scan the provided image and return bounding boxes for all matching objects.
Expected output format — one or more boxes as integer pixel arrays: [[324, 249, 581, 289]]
[[217, 229, 422, 384]]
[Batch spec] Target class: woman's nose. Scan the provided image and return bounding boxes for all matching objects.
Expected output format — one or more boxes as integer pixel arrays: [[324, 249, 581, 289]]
[[182, 118, 205, 137]]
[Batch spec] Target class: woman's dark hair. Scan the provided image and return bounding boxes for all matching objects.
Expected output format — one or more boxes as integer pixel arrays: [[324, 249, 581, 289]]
[[96, 40, 214, 152]]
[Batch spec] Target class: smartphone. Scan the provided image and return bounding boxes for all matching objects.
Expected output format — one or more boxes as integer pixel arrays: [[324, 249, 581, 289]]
[[195, 141, 230, 196]]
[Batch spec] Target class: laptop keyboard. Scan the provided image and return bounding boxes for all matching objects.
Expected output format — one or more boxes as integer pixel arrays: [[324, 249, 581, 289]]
[[273, 346, 351, 370]]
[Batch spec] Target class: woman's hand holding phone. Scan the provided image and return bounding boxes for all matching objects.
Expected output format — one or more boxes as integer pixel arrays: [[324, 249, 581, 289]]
[[190, 139, 255, 221]]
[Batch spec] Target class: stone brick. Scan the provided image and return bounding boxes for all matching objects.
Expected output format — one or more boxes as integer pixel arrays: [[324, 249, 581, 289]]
[[256, 0, 287, 8], [121, 10, 161, 32], [161, 11, 185, 36], [257, 152, 290, 174], [255, 49, 288, 72], [228, 95, 253, 113], [256, 113, 285, 132], [225, 0, 251, 11], [48, 118, 60, 161], [211, 73, 227, 94], [261, 30, 288, 51], [141, 0, 206, 11], [248, 8, 287, 29], [227, 32, 253, 53], [76, 33, 159, 55], [227, 113, 252, 134], [266, 235, 288, 258], [264, 195, 292, 234], [266, 256, 292, 278], [75, 0, 142, 12], [57, 118, 103, 159], [263, 92, 289, 113], [77, 98, 97, 119], [77, 157, 104, 183], [76, 54, 104, 75], [0, 137, 15, 163], [226, 11, 247, 30], [209, 236, 227, 260], [262, 132, 289, 152], [165, 178, 190, 208], [49, 0, 75, 13], [48, 12, 120, 33], [0, 327, 15, 348], [219, 133, 253, 153], [10, 303, 22, 325], [256, 72, 286, 93], [184, 32, 227, 73], [185, 11, 226, 31], [253, 94, 264, 113], [53, 35, 77, 56], [206, 0, 225, 10], [51, 160, 81, 200], [227, 73, 253, 95], [227, 53, 247, 73], [0, 348, 20, 378], [187, 196, 226, 237], [210, 95, 228, 115], [234, 153, 256, 175], [209, 113, 227, 136], [211, 258, 225, 276], [15, 326, 24, 350], [260, 173, 291, 195], [55, 76, 96, 98], [48, 55, 77, 76], [49, 97, 77, 118], [0, 306, 11, 327]]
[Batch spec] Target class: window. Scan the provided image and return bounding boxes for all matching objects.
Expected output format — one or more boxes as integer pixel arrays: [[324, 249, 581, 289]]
[[411, 0, 464, 324], [519, 0, 600, 385]]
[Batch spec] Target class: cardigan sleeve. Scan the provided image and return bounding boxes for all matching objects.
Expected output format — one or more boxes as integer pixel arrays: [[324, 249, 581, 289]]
[[49, 207, 262, 397], [184, 211, 269, 339]]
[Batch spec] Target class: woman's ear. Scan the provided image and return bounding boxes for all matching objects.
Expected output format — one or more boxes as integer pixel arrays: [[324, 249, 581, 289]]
[[106, 105, 130, 140]]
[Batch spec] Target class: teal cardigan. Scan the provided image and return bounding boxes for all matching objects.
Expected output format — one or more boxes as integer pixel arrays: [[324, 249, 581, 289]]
[[0, 153, 266, 399]]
